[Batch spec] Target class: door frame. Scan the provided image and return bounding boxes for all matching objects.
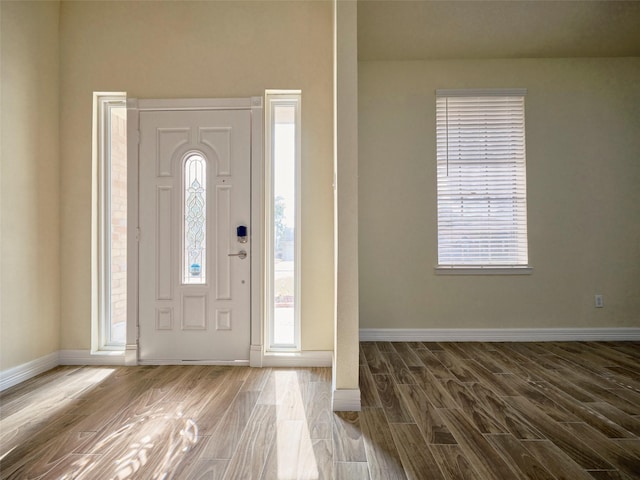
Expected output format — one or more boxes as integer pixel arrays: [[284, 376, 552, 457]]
[[126, 97, 264, 366]]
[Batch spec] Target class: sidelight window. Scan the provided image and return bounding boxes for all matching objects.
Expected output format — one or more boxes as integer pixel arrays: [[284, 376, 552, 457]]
[[93, 92, 127, 350], [265, 91, 301, 350]]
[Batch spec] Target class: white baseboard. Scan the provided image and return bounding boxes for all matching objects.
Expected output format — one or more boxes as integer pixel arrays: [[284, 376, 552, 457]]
[[261, 350, 333, 367], [59, 350, 126, 366], [0, 352, 59, 392], [125, 344, 138, 366], [250, 345, 263, 367], [359, 327, 640, 342], [332, 388, 361, 411]]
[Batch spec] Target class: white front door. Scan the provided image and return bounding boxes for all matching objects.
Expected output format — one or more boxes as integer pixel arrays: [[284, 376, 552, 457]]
[[138, 109, 251, 363]]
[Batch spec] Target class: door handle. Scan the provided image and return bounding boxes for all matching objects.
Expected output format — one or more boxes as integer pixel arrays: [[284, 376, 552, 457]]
[[228, 250, 247, 260]]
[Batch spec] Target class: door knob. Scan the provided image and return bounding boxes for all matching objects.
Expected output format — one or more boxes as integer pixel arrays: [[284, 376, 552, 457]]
[[228, 250, 247, 260]]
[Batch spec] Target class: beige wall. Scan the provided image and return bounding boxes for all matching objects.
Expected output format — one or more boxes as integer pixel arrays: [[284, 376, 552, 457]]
[[1, 1, 61, 370], [59, 1, 334, 351], [359, 58, 640, 329]]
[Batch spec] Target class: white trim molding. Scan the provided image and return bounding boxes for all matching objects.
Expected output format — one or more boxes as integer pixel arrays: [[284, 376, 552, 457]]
[[332, 388, 361, 412], [0, 352, 59, 392], [125, 344, 138, 366], [250, 96, 265, 364], [261, 350, 333, 368], [360, 327, 640, 342], [59, 350, 126, 366], [250, 345, 263, 367], [435, 266, 533, 276], [135, 97, 255, 111]]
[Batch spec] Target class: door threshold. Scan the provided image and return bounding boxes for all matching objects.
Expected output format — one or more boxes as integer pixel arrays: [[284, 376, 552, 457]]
[[138, 359, 250, 366]]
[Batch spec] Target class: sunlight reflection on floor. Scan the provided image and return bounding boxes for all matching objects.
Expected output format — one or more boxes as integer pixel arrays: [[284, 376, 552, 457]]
[[65, 408, 199, 479], [3, 367, 331, 479], [0, 368, 116, 459], [274, 371, 319, 480]]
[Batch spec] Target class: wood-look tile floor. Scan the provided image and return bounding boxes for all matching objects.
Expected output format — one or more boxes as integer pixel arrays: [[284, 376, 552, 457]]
[[1, 342, 639, 479]]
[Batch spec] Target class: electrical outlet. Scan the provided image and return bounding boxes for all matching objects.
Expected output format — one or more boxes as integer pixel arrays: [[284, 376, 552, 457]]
[[595, 294, 604, 308]]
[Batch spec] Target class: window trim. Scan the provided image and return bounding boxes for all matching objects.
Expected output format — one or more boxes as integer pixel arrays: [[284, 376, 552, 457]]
[[92, 92, 127, 352], [435, 266, 533, 275], [435, 88, 530, 274], [265, 90, 302, 351]]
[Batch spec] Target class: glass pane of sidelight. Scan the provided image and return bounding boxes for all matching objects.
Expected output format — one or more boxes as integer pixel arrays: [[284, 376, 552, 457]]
[[108, 104, 127, 345], [183, 154, 207, 285], [272, 105, 296, 346]]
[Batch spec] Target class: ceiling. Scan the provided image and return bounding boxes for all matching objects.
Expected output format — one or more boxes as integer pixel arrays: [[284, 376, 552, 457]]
[[357, 0, 640, 61]]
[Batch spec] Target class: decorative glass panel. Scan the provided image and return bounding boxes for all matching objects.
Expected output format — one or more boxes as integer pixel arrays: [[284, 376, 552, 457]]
[[183, 154, 207, 284]]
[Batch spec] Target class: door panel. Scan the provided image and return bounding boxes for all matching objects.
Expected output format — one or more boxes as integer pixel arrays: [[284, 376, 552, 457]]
[[138, 109, 251, 362]]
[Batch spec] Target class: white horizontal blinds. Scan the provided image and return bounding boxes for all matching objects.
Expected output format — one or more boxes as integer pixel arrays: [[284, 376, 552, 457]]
[[436, 89, 528, 266]]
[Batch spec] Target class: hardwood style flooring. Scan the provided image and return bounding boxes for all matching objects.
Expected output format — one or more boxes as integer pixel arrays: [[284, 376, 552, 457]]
[[1, 342, 639, 479]]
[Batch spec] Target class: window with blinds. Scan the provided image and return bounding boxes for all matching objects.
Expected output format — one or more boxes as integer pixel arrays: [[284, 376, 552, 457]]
[[436, 89, 528, 269]]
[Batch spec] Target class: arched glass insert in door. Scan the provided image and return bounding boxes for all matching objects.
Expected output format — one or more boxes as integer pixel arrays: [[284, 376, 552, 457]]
[[183, 153, 207, 285]]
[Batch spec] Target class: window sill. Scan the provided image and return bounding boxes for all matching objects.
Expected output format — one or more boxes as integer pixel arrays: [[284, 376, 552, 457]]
[[435, 266, 533, 276], [90, 349, 125, 356], [264, 349, 301, 356]]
